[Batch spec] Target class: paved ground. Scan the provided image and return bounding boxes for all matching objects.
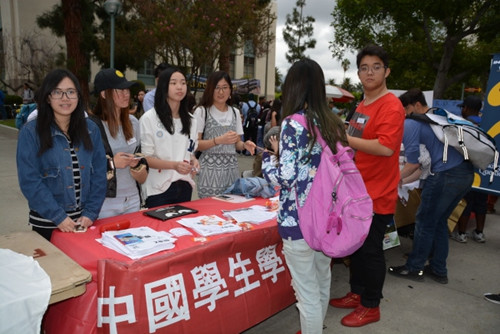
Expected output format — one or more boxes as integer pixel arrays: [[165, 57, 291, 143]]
[[1, 124, 499, 333]]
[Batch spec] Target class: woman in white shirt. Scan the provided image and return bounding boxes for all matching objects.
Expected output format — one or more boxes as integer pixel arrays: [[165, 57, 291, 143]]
[[140, 67, 199, 208], [193, 71, 255, 198]]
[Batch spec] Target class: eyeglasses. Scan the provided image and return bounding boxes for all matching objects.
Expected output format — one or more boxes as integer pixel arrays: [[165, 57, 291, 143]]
[[215, 85, 230, 92], [359, 64, 387, 74], [114, 89, 131, 96], [50, 89, 78, 99]]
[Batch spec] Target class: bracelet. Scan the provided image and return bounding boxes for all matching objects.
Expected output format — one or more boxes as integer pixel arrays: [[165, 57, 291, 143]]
[[131, 164, 146, 173], [213, 137, 217, 146], [131, 163, 145, 172], [130, 157, 148, 172]]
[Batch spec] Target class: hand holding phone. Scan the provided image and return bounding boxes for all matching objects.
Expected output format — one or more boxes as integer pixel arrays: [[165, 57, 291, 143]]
[[74, 224, 87, 233]]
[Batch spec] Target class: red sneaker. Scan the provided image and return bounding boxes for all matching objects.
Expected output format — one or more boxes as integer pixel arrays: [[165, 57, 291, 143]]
[[329, 292, 361, 308], [341, 305, 380, 327]]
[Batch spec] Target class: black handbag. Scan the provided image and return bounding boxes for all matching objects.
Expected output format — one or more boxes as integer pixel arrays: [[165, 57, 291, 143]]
[[89, 115, 117, 198]]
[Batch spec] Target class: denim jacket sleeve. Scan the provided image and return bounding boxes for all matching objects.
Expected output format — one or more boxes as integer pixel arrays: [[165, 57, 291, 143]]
[[16, 120, 107, 225], [17, 121, 68, 225], [81, 120, 107, 221]]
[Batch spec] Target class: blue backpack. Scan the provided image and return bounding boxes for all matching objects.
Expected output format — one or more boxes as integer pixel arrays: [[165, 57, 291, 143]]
[[15, 103, 37, 129]]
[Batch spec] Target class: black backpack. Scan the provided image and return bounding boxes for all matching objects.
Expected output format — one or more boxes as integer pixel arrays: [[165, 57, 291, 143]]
[[244, 102, 259, 130], [259, 107, 270, 126]]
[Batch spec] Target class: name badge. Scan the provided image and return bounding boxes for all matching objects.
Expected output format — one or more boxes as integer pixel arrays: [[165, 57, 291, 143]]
[[127, 137, 137, 145], [356, 118, 366, 125]]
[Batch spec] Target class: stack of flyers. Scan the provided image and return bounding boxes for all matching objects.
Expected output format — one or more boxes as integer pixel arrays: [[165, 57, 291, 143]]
[[101, 226, 176, 259], [176, 215, 242, 236]]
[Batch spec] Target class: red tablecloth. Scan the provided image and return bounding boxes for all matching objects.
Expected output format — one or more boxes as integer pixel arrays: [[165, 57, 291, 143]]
[[44, 197, 295, 334]]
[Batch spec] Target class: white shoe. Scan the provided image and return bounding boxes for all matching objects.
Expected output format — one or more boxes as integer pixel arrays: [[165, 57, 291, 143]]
[[450, 231, 467, 243], [472, 230, 485, 243], [484, 293, 500, 304]]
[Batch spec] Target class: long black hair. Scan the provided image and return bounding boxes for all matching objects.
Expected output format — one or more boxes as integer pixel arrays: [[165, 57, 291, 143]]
[[281, 58, 347, 154], [154, 67, 192, 136], [36, 69, 92, 155]]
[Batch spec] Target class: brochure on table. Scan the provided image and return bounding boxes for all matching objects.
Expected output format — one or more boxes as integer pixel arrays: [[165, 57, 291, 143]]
[[100, 226, 176, 260], [99, 205, 277, 257]]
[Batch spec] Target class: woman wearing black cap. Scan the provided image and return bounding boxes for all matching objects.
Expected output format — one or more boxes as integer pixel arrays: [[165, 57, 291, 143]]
[[92, 68, 148, 218]]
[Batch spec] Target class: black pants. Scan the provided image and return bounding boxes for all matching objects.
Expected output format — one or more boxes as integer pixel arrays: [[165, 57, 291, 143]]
[[32, 226, 55, 242], [349, 213, 391, 308], [145, 180, 192, 208], [244, 127, 258, 145]]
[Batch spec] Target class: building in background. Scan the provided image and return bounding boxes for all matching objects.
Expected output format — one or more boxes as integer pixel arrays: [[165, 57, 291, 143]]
[[0, 0, 277, 100]]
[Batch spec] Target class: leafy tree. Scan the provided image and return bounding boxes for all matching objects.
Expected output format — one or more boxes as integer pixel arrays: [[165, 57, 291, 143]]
[[341, 58, 350, 81], [0, 31, 64, 93], [327, 78, 337, 86], [36, 0, 276, 100], [37, 0, 97, 104], [129, 0, 275, 78], [283, 0, 316, 64], [330, 0, 500, 98], [275, 67, 283, 92]]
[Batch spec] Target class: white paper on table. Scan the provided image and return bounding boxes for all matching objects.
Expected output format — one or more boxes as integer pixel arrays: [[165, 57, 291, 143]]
[[212, 194, 255, 203], [222, 205, 277, 224], [101, 226, 177, 260], [177, 215, 242, 236], [169, 227, 193, 237]]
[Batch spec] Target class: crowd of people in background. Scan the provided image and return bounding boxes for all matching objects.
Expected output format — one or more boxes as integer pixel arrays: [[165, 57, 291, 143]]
[[13, 42, 499, 334]]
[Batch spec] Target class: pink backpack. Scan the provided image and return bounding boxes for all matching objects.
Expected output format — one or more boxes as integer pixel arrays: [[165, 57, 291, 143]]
[[291, 114, 373, 258]]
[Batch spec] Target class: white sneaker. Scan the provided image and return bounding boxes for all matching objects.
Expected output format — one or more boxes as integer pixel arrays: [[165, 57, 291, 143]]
[[451, 231, 467, 243], [484, 293, 500, 304], [472, 230, 485, 243]]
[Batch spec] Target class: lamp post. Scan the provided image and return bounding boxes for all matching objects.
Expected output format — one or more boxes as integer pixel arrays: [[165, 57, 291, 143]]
[[104, 0, 122, 68]]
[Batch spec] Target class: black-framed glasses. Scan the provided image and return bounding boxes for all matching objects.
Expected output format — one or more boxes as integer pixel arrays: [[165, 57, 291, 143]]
[[359, 64, 388, 74], [50, 89, 78, 99]]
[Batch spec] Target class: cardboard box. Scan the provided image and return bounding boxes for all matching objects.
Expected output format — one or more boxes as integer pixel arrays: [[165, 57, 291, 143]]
[[395, 188, 421, 229], [395, 189, 467, 233], [0, 231, 91, 304]]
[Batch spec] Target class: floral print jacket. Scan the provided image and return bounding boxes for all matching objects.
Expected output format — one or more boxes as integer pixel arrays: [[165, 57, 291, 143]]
[[262, 111, 321, 240]]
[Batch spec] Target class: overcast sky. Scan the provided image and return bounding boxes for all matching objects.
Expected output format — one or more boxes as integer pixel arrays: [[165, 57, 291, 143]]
[[275, 0, 360, 85]]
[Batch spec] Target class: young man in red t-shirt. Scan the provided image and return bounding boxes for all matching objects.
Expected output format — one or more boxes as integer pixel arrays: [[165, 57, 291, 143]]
[[329, 44, 405, 327]]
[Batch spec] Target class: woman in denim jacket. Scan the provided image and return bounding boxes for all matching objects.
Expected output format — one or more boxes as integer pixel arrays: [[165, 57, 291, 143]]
[[16, 69, 107, 241]]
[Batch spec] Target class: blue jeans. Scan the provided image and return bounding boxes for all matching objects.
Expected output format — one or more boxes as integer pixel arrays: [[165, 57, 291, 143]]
[[406, 161, 473, 276], [0, 105, 6, 120]]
